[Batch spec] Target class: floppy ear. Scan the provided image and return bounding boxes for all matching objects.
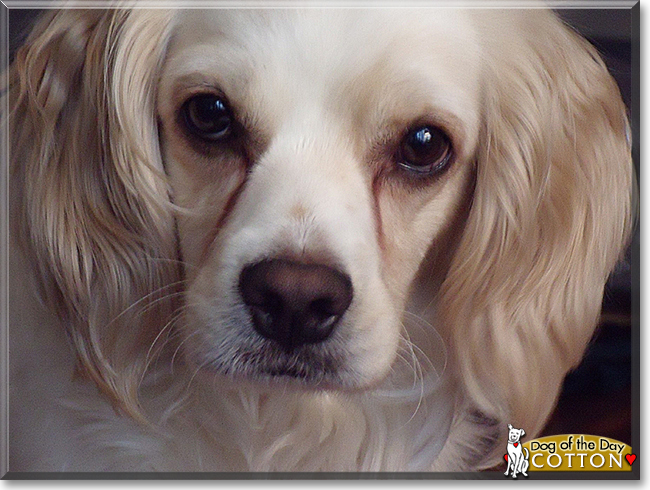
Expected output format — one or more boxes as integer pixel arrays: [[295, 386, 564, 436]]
[[439, 10, 634, 455], [10, 9, 178, 417]]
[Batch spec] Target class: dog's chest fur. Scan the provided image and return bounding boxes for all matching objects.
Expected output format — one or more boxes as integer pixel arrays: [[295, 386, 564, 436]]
[[14, 349, 457, 472]]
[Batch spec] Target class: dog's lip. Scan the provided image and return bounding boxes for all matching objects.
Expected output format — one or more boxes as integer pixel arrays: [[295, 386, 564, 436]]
[[259, 364, 320, 381], [196, 347, 343, 387], [211, 365, 347, 392], [195, 351, 386, 393], [222, 364, 393, 394]]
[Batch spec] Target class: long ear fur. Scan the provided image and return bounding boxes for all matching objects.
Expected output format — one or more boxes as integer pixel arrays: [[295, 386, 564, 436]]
[[440, 10, 634, 458], [10, 9, 178, 417]]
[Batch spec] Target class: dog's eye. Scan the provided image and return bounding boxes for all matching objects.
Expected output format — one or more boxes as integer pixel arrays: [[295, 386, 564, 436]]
[[398, 126, 453, 175], [182, 94, 233, 141]]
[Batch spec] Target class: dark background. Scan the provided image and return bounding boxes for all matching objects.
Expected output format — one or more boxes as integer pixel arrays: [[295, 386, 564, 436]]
[[8, 7, 637, 448]]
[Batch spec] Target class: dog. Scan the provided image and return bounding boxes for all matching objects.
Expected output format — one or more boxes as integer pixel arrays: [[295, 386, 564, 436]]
[[505, 424, 529, 478], [8, 7, 634, 473]]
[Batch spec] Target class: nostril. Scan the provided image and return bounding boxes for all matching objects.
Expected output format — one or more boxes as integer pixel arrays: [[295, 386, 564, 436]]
[[238, 259, 353, 350], [310, 298, 335, 318], [248, 304, 274, 337], [308, 295, 350, 326]]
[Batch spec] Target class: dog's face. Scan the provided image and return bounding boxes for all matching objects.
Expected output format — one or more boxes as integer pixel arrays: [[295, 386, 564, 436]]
[[507, 424, 525, 443], [157, 10, 480, 387]]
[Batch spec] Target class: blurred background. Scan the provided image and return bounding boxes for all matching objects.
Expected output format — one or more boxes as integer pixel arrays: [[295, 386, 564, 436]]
[[8, 7, 637, 448]]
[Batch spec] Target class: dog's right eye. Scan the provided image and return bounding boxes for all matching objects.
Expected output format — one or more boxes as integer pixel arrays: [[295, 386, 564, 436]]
[[182, 94, 233, 141], [397, 125, 453, 176]]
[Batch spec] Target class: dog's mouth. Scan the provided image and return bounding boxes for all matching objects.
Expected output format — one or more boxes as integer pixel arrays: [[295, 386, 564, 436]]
[[197, 338, 352, 388], [257, 363, 339, 388]]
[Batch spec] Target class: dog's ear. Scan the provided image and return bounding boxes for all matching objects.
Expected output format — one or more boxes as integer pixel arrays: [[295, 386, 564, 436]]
[[10, 9, 178, 417], [520, 429, 525, 437], [508, 424, 513, 430], [439, 10, 634, 457]]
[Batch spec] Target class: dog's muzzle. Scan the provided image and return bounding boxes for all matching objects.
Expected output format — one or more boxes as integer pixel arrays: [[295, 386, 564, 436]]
[[238, 259, 353, 351]]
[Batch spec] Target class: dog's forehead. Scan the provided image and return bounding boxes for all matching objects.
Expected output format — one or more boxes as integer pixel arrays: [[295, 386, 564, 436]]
[[164, 9, 482, 142], [170, 9, 477, 60]]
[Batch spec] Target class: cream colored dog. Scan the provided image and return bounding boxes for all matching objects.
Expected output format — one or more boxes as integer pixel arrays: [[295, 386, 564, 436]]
[[9, 8, 633, 472]]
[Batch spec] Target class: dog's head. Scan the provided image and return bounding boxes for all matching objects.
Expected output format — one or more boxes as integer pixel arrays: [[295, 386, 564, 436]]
[[507, 424, 525, 444], [10, 9, 633, 439]]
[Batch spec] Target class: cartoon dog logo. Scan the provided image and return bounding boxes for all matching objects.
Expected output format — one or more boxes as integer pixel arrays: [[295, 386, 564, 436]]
[[504, 424, 529, 478]]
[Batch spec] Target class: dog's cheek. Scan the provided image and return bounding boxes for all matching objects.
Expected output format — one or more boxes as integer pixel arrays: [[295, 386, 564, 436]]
[[163, 145, 247, 274], [179, 267, 245, 366], [374, 192, 442, 303], [342, 281, 402, 384], [373, 164, 474, 306], [162, 148, 254, 367]]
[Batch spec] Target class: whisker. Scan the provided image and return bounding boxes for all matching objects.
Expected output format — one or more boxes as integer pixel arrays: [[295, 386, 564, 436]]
[[398, 325, 426, 423], [402, 311, 448, 377], [106, 279, 189, 328], [170, 329, 203, 375], [141, 306, 188, 380]]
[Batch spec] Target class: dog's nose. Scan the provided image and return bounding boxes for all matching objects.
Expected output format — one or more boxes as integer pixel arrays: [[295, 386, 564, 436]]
[[239, 259, 353, 350]]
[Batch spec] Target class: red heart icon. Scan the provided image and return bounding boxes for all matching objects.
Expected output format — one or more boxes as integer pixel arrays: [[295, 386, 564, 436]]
[[504, 454, 508, 462], [625, 454, 636, 466], [514, 443, 519, 447]]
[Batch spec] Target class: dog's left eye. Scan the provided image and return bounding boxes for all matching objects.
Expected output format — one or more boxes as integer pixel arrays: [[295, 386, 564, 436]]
[[182, 94, 233, 141], [398, 126, 453, 175]]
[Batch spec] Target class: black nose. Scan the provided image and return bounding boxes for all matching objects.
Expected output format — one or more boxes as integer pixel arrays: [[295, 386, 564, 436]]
[[239, 259, 353, 350]]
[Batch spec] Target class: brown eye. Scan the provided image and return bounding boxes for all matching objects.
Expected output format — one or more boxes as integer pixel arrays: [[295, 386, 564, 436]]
[[398, 126, 453, 175], [182, 94, 233, 141]]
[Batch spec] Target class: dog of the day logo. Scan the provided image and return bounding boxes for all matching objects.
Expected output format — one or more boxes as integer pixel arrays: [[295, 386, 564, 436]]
[[504, 426, 635, 476], [504, 424, 529, 478]]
